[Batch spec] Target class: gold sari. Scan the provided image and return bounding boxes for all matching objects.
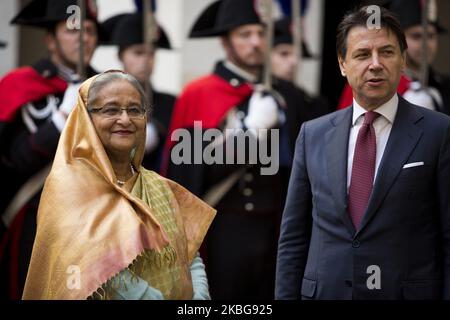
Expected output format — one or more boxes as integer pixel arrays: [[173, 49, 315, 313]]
[[22, 74, 216, 299]]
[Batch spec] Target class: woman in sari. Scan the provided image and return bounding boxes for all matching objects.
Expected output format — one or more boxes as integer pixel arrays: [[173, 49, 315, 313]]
[[22, 70, 216, 300]]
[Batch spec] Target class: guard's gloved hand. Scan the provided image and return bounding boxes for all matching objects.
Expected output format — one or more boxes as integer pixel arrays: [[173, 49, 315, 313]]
[[244, 85, 279, 133], [403, 81, 436, 111], [58, 82, 82, 116], [52, 82, 82, 132], [145, 120, 160, 153]]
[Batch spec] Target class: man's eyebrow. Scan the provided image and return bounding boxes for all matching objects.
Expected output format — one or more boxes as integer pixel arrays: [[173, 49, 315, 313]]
[[352, 47, 370, 54], [352, 44, 396, 53], [379, 44, 396, 50]]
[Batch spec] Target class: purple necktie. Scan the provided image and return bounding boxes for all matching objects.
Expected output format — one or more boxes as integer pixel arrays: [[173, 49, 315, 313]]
[[348, 111, 380, 230]]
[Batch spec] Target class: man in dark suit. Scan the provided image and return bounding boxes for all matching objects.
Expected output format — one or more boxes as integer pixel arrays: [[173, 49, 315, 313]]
[[275, 6, 450, 300]]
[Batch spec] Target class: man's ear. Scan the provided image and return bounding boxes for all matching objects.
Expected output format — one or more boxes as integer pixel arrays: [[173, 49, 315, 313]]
[[45, 32, 56, 54], [400, 51, 406, 72], [220, 35, 229, 53], [338, 55, 346, 77], [221, 35, 234, 61]]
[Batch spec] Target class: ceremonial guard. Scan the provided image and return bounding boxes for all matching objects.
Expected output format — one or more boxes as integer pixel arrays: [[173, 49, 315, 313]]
[[391, 0, 450, 115], [0, 0, 101, 299], [164, 0, 329, 299]]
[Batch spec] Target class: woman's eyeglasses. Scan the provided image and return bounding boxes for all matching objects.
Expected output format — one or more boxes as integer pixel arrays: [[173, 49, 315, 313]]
[[88, 106, 147, 119]]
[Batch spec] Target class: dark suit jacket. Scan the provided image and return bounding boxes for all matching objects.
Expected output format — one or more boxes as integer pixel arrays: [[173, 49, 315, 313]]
[[275, 95, 450, 300]]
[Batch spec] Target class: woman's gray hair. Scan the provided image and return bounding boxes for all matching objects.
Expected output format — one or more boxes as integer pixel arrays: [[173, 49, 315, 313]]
[[87, 70, 151, 114]]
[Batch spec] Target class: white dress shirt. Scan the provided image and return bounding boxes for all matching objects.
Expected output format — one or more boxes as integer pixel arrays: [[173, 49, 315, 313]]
[[347, 94, 399, 192]]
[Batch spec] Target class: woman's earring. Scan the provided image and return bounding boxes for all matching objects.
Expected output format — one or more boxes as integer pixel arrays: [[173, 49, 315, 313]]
[[130, 146, 137, 161]]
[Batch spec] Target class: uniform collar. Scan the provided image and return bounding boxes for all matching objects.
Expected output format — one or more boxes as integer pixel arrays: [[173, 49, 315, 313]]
[[32, 58, 96, 83], [223, 60, 257, 83], [214, 60, 259, 87], [57, 63, 82, 82]]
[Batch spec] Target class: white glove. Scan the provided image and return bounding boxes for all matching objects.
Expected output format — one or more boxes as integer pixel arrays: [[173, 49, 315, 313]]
[[223, 108, 244, 130], [58, 82, 82, 115], [145, 121, 160, 153], [243, 90, 279, 131], [403, 81, 435, 111]]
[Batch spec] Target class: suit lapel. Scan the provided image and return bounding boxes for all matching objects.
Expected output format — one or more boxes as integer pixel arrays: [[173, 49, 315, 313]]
[[325, 108, 355, 236], [356, 97, 424, 236]]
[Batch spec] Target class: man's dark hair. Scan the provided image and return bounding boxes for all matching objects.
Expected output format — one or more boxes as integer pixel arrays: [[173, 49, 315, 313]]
[[336, 6, 408, 59]]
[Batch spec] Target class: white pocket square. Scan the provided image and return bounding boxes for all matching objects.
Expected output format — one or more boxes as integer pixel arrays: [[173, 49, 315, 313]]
[[402, 162, 424, 169]]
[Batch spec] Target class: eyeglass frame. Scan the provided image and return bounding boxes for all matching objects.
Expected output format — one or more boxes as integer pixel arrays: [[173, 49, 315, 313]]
[[88, 105, 148, 119]]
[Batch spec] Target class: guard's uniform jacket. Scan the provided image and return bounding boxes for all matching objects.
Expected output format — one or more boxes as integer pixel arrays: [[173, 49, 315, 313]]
[[164, 61, 330, 299], [142, 89, 176, 172], [0, 59, 97, 299]]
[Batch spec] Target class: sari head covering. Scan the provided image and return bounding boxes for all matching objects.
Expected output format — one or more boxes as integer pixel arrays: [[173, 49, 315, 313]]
[[22, 71, 216, 299]]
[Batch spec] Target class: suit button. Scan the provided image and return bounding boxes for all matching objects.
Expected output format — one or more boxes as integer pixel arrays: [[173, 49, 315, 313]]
[[244, 173, 254, 182], [230, 78, 240, 87], [245, 202, 254, 212], [352, 240, 360, 248], [42, 69, 51, 78], [243, 188, 253, 196], [345, 280, 352, 287]]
